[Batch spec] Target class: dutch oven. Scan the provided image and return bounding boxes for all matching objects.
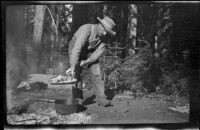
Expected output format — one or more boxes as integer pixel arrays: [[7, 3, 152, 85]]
[[54, 98, 86, 115]]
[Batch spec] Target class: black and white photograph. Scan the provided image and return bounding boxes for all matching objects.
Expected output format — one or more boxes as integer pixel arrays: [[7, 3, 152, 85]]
[[3, 1, 199, 128]]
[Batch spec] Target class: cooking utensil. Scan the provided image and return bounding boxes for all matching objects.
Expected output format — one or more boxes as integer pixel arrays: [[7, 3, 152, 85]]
[[30, 98, 86, 115], [54, 98, 86, 115], [50, 80, 77, 85]]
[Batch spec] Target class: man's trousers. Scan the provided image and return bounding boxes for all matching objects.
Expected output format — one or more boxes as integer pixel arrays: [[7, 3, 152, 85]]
[[68, 37, 106, 99]]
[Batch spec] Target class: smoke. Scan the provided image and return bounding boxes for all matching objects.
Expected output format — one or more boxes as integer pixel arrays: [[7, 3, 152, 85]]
[[5, 5, 70, 111], [6, 5, 28, 110]]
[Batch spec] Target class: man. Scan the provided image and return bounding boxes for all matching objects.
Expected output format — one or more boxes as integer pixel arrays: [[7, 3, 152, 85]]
[[66, 16, 116, 107]]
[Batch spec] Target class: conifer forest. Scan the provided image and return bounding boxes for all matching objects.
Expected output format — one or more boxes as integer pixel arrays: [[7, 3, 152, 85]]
[[3, 1, 200, 126]]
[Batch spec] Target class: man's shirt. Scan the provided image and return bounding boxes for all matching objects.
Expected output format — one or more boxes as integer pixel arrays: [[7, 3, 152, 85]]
[[69, 24, 106, 67]]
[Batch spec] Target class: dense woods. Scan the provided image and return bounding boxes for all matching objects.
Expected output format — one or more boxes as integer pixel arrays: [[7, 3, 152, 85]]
[[4, 1, 200, 126], [6, 2, 199, 107]]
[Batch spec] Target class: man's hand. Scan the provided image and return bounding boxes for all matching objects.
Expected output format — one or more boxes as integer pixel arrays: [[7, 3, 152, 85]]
[[66, 67, 74, 74], [80, 58, 92, 67], [80, 60, 86, 67], [66, 67, 75, 79]]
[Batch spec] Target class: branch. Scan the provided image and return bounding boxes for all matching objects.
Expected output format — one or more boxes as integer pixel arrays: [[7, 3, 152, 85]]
[[138, 39, 150, 45], [118, 55, 135, 62], [46, 6, 58, 35]]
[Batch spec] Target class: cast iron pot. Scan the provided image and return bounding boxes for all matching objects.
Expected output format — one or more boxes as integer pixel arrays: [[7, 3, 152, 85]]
[[55, 98, 86, 115]]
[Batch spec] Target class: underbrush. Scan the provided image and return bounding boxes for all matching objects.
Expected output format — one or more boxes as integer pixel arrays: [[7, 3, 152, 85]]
[[98, 46, 190, 103]]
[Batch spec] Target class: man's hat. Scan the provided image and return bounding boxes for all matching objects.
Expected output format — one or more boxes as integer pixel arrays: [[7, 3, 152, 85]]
[[97, 16, 116, 36]]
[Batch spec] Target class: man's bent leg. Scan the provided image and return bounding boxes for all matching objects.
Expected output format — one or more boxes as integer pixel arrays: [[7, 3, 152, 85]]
[[89, 62, 111, 106], [88, 61, 106, 98], [90, 74, 106, 98]]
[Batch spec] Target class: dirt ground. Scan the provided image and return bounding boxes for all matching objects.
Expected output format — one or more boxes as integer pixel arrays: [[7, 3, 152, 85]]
[[87, 98, 188, 124], [7, 74, 189, 124]]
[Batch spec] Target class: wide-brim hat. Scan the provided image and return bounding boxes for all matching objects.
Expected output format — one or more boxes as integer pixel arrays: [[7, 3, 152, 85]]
[[97, 16, 116, 36]]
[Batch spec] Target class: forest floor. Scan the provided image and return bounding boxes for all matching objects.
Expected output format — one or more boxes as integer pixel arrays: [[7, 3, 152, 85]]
[[85, 96, 189, 124], [7, 74, 189, 124]]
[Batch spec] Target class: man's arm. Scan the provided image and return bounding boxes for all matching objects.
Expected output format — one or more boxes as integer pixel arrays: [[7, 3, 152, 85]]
[[80, 43, 106, 66], [70, 25, 90, 70]]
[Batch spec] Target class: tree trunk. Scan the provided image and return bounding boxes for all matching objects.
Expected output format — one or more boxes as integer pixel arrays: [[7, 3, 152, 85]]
[[30, 5, 46, 73], [72, 4, 89, 34], [33, 5, 46, 45], [127, 4, 137, 55], [121, 4, 128, 58], [88, 4, 103, 23]]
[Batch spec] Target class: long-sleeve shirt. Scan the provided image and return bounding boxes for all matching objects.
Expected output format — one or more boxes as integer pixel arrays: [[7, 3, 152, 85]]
[[69, 24, 106, 68]]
